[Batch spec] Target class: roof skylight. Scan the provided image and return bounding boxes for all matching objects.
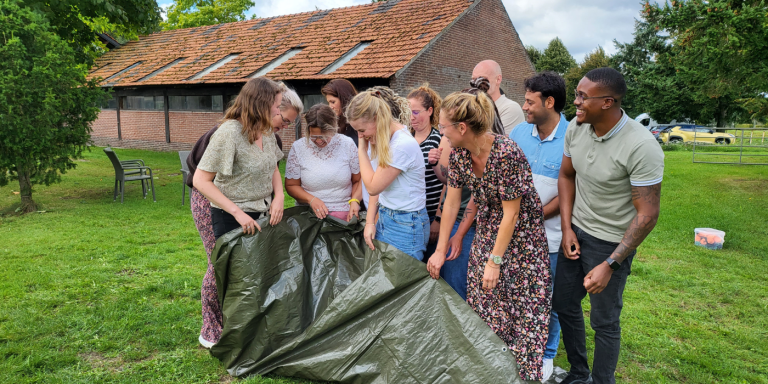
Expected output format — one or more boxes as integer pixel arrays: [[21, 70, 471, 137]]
[[137, 58, 185, 82], [104, 61, 142, 82], [188, 54, 239, 80], [249, 48, 303, 78], [319, 42, 372, 75]]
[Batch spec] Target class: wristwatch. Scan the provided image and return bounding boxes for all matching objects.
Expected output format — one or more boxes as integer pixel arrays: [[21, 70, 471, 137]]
[[434, 216, 441, 223], [490, 254, 504, 265], [605, 257, 621, 271]]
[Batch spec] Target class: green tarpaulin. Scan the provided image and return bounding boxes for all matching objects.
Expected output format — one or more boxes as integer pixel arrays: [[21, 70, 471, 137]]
[[211, 207, 526, 383]]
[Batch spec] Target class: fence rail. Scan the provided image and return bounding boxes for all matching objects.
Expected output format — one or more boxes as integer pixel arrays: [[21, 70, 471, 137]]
[[692, 127, 768, 165]]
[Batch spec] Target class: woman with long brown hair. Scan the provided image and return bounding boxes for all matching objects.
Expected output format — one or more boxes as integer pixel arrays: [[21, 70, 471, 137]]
[[321, 78, 359, 147], [193, 77, 286, 242]]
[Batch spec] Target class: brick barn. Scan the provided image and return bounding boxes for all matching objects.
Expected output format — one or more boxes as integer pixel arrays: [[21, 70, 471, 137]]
[[89, 0, 534, 154]]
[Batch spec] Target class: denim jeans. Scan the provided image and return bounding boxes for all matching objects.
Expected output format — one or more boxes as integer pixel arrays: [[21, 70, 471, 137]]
[[552, 224, 635, 384], [439, 222, 476, 300], [375, 205, 430, 261], [545, 251, 562, 359]]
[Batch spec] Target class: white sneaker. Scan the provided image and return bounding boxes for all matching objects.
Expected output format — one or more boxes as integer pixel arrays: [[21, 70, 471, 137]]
[[542, 358, 554, 381], [199, 335, 215, 349]]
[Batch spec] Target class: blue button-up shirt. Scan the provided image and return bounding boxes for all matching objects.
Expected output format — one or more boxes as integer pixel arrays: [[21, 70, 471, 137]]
[[509, 114, 569, 253]]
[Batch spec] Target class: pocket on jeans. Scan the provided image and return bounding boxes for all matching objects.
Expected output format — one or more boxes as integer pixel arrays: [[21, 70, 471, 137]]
[[389, 211, 416, 227]]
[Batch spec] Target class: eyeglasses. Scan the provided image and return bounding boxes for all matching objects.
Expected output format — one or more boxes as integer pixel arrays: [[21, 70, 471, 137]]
[[280, 113, 292, 126], [574, 92, 616, 103], [310, 134, 334, 142], [437, 122, 460, 133]]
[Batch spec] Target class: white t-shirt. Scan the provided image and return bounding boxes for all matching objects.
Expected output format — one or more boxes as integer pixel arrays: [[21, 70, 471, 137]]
[[285, 135, 359, 211], [495, 95, 525, 135], [369, 129, 426, 212]]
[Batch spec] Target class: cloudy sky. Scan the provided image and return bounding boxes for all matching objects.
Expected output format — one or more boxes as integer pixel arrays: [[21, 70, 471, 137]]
[[239, 0, 647, 62]]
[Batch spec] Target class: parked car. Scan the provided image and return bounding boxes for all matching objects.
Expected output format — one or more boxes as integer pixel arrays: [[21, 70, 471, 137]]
[[659, 125, 736, 144]]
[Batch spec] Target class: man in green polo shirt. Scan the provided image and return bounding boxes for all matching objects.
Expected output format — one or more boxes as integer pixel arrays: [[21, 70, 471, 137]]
[[555, 67, 664, 384]]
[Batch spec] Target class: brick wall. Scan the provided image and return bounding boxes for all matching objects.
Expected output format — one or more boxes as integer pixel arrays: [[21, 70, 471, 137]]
[[390, 0, 535, 106], [168, 111, 223, 144], [91, 108, 295, 155]]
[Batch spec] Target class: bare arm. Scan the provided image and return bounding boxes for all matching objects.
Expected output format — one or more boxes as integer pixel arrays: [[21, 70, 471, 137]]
[[268, 165, 284, 225], [427, 186, 463, 279], [358, 140, 402, 195], [193, 169, 261, 234], [558, 155, 579, 259], [610, 184, 661, 263], [490, 198, 521, 259], [542, 196, 560, 220], [583, 183, 661, 294], [454, 196, 477, 239], [193, 169, 240, 215], [285, 178, 313, 203], [350, 173, 362, 201], [430, 136, 452, 184]]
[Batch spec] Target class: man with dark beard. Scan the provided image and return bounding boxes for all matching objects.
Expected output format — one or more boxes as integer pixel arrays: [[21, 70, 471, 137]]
[[555, 67, 664, 384], [509, 71, 568, 381]]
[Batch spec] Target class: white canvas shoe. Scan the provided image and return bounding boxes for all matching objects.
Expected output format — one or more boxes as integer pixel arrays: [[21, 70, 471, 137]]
[[542, 358, 554, 381], [199, 335, 215, 349]]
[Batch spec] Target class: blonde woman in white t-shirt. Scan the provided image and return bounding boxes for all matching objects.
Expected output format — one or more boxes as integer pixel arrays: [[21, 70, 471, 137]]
[[347, 88, 429, 261]]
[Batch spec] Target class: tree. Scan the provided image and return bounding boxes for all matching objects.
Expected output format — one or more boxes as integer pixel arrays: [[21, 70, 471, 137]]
[[562, 47, 612, 119], [526, 45, 543, 70], [0, 1, 107, 213], [644, 0, 768, 126], [611, 20, 711, 122], [24, 0, 161, 66], [162, 0, 256, 30], [537, 37, 577, 75]]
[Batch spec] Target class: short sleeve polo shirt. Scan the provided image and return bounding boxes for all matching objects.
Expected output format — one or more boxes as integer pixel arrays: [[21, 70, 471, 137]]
[[509, 114, 569, 253], [563, 110, 664, 243]]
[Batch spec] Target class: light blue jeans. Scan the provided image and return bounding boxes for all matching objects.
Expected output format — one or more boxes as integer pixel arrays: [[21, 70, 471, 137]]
[[545, 251, 561, 359], [375, 205, 430, 261], [439, 222, 476, 300]]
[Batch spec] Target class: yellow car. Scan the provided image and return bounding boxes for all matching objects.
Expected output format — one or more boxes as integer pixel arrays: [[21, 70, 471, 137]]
[[659, 125, 736, 145]]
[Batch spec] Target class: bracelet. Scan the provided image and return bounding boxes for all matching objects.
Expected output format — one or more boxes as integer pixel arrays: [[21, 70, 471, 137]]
[[309, 196, 316, 205], [348, 198, 360, 205], [486, 262, 500, 269], [434, 216, 441, 223]]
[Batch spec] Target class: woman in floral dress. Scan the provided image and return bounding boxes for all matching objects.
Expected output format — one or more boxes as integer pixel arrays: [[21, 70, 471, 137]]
[[426, 91, 551, 381]]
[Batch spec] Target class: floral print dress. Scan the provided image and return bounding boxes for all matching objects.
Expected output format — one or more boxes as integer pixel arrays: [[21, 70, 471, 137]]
[[448, 134, 551, 381]]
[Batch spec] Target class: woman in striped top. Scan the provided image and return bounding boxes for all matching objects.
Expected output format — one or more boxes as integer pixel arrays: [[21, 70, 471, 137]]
[[408, 84, 445, 254]]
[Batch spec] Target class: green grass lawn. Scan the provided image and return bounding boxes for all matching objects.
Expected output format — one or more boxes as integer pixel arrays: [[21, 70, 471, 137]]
[[0, 146, 766, 383]]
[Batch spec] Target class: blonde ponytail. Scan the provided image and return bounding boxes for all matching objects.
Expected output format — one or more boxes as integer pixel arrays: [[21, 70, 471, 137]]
[[441, 91, 495, 135]]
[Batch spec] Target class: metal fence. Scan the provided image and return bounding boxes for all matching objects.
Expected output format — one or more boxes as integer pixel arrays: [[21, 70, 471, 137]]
[[692, 127, 768, 165]]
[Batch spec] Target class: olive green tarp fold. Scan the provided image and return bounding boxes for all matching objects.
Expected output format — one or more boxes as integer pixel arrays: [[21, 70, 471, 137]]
[[211, 207, 524, 383]]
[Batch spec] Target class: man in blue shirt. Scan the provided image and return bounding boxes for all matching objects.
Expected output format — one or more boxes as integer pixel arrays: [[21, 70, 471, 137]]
[[509, 71, 568, 382]]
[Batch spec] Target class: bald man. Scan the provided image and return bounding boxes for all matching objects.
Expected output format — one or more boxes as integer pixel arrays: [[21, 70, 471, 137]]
[[472, 60, 525, 135]]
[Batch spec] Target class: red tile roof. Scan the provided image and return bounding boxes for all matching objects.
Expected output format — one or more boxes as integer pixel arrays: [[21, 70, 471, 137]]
[[90, 0, 475, 87]]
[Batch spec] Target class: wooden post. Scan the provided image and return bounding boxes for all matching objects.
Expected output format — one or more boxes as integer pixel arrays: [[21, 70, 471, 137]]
[[164, 91, 171, 143], [116, 93, 122, 140]]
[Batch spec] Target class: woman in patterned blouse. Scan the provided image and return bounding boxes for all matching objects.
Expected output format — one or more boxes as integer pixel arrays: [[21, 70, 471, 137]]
[[285, 104, 362, 222], [193, 77, 286, 239], [426, 91, 551, 381]]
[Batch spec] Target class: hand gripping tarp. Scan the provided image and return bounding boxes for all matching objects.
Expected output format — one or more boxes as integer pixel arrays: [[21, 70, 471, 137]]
[[210, 207, 525, 383]]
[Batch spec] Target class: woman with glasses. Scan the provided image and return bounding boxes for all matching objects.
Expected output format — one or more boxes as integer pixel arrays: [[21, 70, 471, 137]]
[[271, 82, 304, 151], [285, 104, 362, 221], [321, 78, 359, 147], [407, 84, 444, 259], [426, 91, 551, 381], [348, 88, 430, 262]]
